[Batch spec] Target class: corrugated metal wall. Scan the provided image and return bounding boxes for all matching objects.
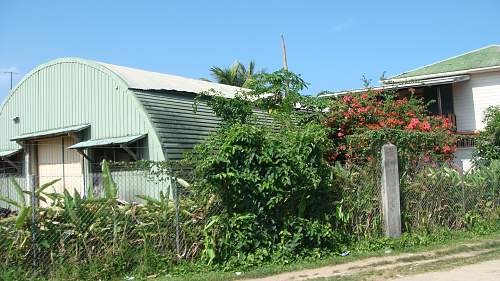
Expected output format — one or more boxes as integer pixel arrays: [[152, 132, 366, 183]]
[[135, 90, 273, 161], [0, 175, 26, 211], [135, 91, 220, 161], [0, 59, 164, 161]]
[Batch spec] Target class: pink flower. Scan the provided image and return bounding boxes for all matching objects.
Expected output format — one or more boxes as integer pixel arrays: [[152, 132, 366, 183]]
[[443, 145, 453, 154], [406, 118, 420, 130], [419, 121, 431, 131]]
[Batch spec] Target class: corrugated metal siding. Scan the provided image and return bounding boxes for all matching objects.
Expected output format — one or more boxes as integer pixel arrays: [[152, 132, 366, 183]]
[[0, 175, 26, 211], [135, 90, 273, 161], [37, 137, 84, 202], [0, 59, 164, 161], [134, 91, 221, 161]]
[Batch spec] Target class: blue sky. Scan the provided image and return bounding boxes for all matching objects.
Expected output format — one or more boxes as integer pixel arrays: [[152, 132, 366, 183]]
[[1, 0, 499, 99]]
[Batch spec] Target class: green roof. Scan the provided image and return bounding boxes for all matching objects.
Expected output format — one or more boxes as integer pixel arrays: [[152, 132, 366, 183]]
[[391, 45, 500, 79], [0, 148, 22, 158], [68, 134, 147, 149], [11, 124, 90, 141]]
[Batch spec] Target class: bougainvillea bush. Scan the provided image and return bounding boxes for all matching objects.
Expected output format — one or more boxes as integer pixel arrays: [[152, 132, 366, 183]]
[[324, 89, 457, 168]]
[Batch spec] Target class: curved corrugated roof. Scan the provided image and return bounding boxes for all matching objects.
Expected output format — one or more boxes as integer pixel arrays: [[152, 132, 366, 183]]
[[98, 61, 243, 98]]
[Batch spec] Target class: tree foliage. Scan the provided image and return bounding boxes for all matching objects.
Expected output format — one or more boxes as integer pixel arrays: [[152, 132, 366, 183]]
[[473, 106, 500, 164], [202, 60, 264, 88], [190, 123, 341, 266], [324, 89, 456, 167]]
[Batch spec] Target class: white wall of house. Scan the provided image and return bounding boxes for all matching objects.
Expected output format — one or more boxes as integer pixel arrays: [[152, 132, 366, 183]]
[[453, 70, 500, 132]]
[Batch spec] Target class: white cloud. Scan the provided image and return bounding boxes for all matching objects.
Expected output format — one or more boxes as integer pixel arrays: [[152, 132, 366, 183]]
[[333, 19, 354, 33]]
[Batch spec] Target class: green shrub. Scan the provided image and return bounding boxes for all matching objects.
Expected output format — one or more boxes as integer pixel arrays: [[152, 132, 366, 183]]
[[474, 106, 500, 164], [190, 122, 342, 267]]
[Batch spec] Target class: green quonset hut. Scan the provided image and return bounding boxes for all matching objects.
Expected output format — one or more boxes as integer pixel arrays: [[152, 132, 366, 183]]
[[0, 58, 240, 200]]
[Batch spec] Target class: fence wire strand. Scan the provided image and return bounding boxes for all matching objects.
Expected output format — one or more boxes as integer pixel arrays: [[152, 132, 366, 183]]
[[0, 159, 498, 275]]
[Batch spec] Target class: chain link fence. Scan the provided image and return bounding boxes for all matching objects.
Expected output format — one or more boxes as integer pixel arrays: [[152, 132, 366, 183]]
[[400, 161, 499, 232], [1, 159, 498, 276], [0, 167, 224, 276], [331, 160, 499, 239]]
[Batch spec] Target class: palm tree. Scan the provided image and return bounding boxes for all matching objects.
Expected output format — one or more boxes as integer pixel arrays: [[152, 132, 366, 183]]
[[202, 61, 263, 88]]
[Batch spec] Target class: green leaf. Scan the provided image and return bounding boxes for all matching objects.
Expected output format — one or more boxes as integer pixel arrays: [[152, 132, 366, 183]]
[[0, 195, 21, 208], [10, 177, 26, 207], [15, 207, 30, 229], [37, 179, 61, 195], [136, 194, 161, 206], [102, 160, 118, 199]]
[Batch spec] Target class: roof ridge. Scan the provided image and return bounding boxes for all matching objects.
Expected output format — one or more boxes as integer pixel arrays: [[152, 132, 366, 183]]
[[94, 60, 243, 91], [389, 45, 500, 79]]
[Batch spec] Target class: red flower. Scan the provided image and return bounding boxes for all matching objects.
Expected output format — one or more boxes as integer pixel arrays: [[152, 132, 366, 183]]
[[366, 124, 381, 130], [443, 144, 453, 154], [343, 95, 352, 103], [361, 93, 369, 100], [419, 121, 431, 132], [406, 118, 420, 130], [406, 112, 416, 118], [443, 118, 452, 128]]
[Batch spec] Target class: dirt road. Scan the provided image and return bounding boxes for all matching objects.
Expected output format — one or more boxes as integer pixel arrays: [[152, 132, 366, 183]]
[[390, 259, 500, 281], [243, 238, 500, 281]]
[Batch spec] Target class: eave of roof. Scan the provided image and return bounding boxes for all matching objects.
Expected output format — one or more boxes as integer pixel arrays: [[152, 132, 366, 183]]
[[0, 148, 22, 158], [11, 124, 90, 141], [319, 75, 470, 97], [69, 134, 146, 149]]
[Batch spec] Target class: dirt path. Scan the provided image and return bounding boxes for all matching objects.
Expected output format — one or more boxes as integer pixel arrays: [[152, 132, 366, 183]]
[[389, 259, 500, 281], [243, 239, 500, 281]]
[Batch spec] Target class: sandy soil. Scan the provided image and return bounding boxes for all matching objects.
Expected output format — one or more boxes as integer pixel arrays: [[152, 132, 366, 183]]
[[389, 259, 500, 281], [242, 240, 498, 281]]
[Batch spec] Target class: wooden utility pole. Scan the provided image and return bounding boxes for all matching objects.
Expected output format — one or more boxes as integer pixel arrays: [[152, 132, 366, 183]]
[[281, 34, 288, 71]]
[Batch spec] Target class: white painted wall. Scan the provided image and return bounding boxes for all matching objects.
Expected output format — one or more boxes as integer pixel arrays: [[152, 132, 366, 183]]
[[453, 70, 500, 132]]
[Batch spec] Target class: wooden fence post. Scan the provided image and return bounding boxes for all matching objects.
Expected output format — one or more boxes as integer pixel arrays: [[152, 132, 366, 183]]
[[381, 143, 402, 238]]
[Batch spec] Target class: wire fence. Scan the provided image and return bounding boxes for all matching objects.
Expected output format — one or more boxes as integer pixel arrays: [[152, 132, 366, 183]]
[[400, 161, 499, 232], [0, 159, 499, 275], [0, 169, 223, 275], [332, 160, 499, 239]]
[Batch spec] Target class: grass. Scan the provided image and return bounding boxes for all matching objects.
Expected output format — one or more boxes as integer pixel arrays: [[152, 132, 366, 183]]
[[4, 227, 498, 281], [320, 241, 500, 280], [153, 229, 500, 281]]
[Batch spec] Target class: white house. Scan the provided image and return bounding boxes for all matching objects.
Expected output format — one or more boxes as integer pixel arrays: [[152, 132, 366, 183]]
[[321, 45, 500, 169]]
